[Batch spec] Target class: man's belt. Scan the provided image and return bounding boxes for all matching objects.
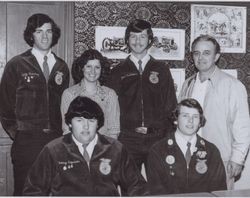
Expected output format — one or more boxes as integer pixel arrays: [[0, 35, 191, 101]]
[[135, 127, 148, 134], [43, 128, 53, 134], [135, 127, 165, 135]]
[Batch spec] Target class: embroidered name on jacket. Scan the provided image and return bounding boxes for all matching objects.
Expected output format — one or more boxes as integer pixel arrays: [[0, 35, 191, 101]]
[[58, 160, 81, 171], [22, 72, 39, 83], [121, 73, 138, 80]]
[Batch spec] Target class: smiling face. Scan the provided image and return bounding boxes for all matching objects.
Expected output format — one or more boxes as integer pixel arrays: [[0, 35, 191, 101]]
[[128, 29, 149, 58], [177, 106, 201, 137], [82, 59, 101, 83], [32, 23, 53, 54], [70, 116, 98, 145], [192, 40, 220, 74]]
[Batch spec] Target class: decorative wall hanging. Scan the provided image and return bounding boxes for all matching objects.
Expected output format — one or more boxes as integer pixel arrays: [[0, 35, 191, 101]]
[[95, 26, 185, 60], [191, 4, 246, 53]]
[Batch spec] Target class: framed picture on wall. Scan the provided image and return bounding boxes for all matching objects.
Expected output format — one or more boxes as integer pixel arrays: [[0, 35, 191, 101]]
[[191, 4, 246, 53], [95, 26, 185, 60], [170, 68, 185, 98]]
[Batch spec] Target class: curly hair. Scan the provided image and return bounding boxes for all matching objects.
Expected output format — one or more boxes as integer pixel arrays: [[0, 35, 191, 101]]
[[71, 49, 111, 84], [23, 13, 61, 47], [65, 96, 104, 131]]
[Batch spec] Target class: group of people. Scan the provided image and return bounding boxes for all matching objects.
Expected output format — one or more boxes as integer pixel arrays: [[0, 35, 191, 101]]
[[0, 13, 250, 196]]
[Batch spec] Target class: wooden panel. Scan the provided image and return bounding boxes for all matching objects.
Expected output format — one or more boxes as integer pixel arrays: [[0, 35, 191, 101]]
[[0, 2, 6, 82], [6, 2, 66, 61], [0, 2, 74, 195], [0, 144, 13, 195], [0, 3, 8, 139]]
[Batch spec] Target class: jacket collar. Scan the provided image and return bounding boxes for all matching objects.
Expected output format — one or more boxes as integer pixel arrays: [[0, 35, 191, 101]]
[[21, 49, 60, 73], [190, 66, 221, 89], [62, 133, 112, 161]]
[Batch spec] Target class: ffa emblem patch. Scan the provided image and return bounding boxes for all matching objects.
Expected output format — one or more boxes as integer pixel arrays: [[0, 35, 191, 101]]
[[99, 158, 111, 175], [55, 71, 63, 85], [195, 159, 208, 174], [149, 71, 159, 84], [166, 155, 175, 165]]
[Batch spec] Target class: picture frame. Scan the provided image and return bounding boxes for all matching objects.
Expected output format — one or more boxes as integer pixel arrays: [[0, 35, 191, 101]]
[[191, 4, 246, 53], [95, 26, 185, 60]]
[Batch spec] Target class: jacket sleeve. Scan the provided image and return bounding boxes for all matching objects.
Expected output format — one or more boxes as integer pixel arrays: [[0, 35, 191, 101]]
[[208, 146, 227, 191], [229, 80, 250, 165], [105, 89, 120, 138], [161, 65, 177, 131], [119, 146, 149, 196], [147, 147, 169, 195], [23, 146, 55, 196], [104, 66, 121, 95], [0, 61, 19, 139]]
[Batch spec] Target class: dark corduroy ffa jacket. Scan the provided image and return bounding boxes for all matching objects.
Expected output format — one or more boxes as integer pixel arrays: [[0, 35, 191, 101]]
[[105, 55, 177, 133], [147, 133, 227, 195], [23, 133, 148, 196], [0, 49, 69, 137]]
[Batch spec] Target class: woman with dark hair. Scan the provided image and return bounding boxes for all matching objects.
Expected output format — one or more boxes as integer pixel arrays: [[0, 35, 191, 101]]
[[61, 49, 120, 139]]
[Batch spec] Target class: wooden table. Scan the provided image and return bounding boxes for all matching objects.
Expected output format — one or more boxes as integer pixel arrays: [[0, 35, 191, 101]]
[[163, 192, 214, 197], [211, 189, 250, 197]]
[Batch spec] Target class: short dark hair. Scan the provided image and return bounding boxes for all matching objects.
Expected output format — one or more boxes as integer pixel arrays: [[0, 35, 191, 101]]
[[71, 49, 110, 84], [65, 96, 104, 130], [191, 34, 221, 54], [173, 98, 206, 127], [23, 13, 61, 47], [125, 19, 154, 50]]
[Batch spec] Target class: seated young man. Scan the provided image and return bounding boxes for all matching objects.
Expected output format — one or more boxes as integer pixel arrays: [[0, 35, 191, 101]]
[[23, 96, 148, 196], [146, 98, 227, 195]]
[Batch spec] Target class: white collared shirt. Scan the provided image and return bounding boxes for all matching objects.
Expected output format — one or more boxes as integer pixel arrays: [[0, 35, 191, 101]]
[[191, 73, 208, 109], [130, 53, 150, 72], [175, 130, 197, 157], [191, 70, 216, 136], [72, 134, 98, 159], [31, 47, 56, 73]]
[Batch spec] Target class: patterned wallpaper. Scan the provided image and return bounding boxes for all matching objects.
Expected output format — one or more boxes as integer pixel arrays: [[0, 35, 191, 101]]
[[74, 1, 250, 104]]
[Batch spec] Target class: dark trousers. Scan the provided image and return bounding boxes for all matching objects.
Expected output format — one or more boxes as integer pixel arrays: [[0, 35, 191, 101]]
[[11, 130, 59, 196], [118, 130, 165, 173]]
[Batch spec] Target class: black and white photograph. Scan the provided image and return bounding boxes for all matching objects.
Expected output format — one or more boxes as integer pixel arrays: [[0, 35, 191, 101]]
[[0, 1, 250, 197]]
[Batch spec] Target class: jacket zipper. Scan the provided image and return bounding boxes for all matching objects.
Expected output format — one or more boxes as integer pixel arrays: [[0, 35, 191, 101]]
[[140, 73, 144, 127], [46, 76, 50, 129]]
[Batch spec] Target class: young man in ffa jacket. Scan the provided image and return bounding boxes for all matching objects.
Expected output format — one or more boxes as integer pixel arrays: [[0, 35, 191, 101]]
[[23, 96, 148, 196], [105, 19, 177, 172], [0, 13, 69, 195], [147, 98, 226, 195]]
